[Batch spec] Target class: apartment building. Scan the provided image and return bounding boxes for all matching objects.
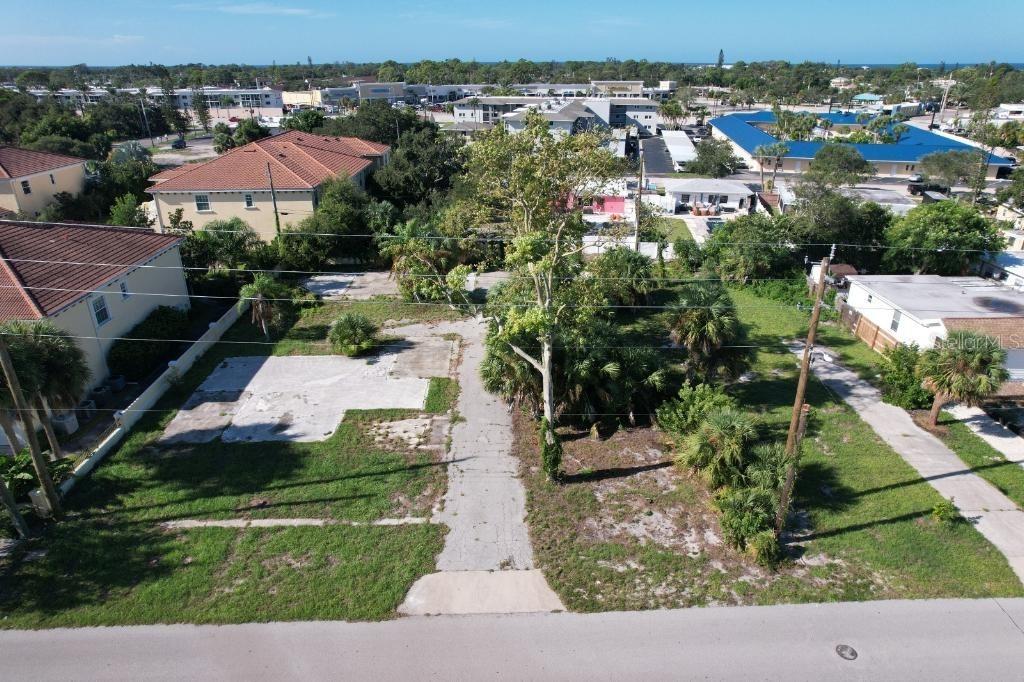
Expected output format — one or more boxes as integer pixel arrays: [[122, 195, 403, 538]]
[[148, 130, 389, 241], [453, 96, 660, 135], [0, 146, 87, 218]]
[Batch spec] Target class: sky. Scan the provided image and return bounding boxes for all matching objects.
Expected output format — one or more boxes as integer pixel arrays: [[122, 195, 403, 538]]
[[0, 0, 1020, 67]]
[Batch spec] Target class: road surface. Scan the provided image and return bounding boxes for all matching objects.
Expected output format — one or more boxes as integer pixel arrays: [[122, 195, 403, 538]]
[[2, 599, 1022, 680]]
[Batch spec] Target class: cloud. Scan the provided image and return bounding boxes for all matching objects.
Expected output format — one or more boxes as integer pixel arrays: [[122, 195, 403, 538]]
[[172, 2, 329, 16], [0, 34, 144, 48]]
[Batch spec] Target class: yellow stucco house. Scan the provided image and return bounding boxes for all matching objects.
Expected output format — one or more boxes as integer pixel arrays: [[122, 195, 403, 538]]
[[147, 130, 390, 242], [0, 146, 87, 218], [0, 219, 189, 391]]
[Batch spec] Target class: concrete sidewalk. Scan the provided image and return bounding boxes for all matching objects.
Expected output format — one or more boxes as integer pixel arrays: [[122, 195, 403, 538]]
[[798, 346, 1024, 583], [945, 404, 1024, 470], [2, 599, 1022, 680]]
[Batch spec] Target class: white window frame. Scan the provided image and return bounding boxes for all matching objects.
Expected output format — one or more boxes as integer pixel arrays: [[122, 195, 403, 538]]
[[244, 193, 255, 208], [91, 295, 111, 327], [119, 281, 131, 300], [890, 310, 902, 332], [194, 194, 211, 212]]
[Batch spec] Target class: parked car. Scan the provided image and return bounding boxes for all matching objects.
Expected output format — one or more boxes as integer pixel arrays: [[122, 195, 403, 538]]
[[170, 138, 186, 150], [908, 180, 950, 195], [907, 173, 924, 183]]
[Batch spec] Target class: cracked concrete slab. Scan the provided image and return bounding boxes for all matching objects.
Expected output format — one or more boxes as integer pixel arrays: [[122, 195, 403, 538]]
[[304, 272, 398, 300], [162, 354, 433, 444]]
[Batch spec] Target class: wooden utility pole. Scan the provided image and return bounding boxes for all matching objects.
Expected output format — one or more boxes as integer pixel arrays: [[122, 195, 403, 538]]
[[635, 142, 644, 251], [775, 252, 831, 534], [0, 337, 62, 519], [266, 162, 281, 235]]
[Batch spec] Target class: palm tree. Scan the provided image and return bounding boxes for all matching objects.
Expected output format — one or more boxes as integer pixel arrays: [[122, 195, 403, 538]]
[[238, 274, 290, 340], [818, 118, 833, 140], [680, 407, 758, 488], [659, 99, 684, 129], [918, 331, 1009, 427], [15, 321, 90, 461], [667, 282, 741, 381], [754, 142, 789, 192]]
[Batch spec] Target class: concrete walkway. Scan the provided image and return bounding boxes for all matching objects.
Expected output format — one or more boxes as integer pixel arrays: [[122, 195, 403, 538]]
[[3, 599, 1023, 680], [798, 346, 1024, 583], [393, 318, 564, 615], [946, 404, 1024, 470]]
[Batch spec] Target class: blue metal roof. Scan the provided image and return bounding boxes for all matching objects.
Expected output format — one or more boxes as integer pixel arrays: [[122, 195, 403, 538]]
[[709, 111, 1014, 165]]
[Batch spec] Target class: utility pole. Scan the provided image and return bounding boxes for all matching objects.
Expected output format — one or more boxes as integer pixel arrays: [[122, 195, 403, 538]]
[[139, 96, 155, 148], [266, 162, 281, 235], [635, 142, 644, 251], [0, 337, 62, 519], [775, 249, 832, 534]]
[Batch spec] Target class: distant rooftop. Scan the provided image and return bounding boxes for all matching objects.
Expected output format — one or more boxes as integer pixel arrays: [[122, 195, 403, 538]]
[[709, 110, 1016, 165], [847, 275, 1024, 322]]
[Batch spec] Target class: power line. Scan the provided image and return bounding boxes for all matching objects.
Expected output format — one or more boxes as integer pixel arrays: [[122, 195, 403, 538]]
[[2, 282, 1017, 315]]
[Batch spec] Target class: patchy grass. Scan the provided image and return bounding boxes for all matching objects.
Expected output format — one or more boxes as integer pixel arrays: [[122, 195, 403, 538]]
[[658, 218, 693, 244], [425, 377, 460, 414], [0, 524, 442, 628], [0, 304, 456, 628], [932, 413, 1024, 510], [521, 286, 1023, 612]]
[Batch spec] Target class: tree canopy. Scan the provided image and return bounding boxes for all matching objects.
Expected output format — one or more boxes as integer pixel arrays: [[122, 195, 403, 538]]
[[883, 202, 1005, 275]]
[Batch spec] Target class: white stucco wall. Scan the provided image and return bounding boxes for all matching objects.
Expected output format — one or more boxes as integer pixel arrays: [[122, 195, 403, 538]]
[[46, 245, 190, 390], [845, 281, 944, 349]]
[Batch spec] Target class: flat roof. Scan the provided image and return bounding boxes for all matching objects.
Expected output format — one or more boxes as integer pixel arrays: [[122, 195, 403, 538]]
[[848, 275, 1024, 321], [710, 110, 1015, 165], [659, 177, 753, 195]]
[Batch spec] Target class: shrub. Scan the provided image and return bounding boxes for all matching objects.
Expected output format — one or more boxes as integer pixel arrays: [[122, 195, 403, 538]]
[[106, 306, 190, 380], [587, 247, 653, 305], [880, 343, 932, 409], [0, 451, 74, 500], [328, 312, 379, 356], [656, 383, 736, 441], [539, 417, 562, 481], [932, 499, 961, 525], [714, 485, 777, 550], [747, 529, 780, 566], [673, 238, 704, 273]]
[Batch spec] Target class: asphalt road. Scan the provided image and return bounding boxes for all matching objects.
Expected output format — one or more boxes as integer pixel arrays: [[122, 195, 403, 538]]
[[3, 599, 1023, 680]]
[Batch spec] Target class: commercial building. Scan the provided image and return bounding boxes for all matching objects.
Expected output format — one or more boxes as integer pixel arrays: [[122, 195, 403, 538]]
[[0, 220, 189, 390], [710, 110, 1015, 179], [591, 80, 644, 98], [356, 82, 409, 103], [0, 146, 87, 218], [839, 274, 1024, 394], [452, 96, 660, 135], [147, 130, 389, 241]]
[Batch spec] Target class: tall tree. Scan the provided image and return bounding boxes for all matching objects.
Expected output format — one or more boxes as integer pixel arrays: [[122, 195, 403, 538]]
[[883, 201, 1004, 275], [689, 137, 741, 178], [191, 87, 211, 133], [802, 143, 872, 189], [918, 331, 1008, 427], [466, 111, 619, 440]]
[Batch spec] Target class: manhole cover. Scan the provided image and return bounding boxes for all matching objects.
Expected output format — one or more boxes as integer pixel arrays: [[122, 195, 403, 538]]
[[836, 644, 858, 661]]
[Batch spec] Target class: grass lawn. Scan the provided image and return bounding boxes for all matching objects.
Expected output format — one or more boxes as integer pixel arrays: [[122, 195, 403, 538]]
[[932, 413, 1024, 510], [0, 298, 462, 627], [520, 286, 1023, 612], [658, 218, 694, 244]]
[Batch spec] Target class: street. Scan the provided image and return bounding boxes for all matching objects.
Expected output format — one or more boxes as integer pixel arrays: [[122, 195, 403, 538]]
[[2, 599, 1022, 680]]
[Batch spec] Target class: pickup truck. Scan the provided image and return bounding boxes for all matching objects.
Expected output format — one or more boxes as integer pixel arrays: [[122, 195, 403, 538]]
[[908, 181, 950, 196]]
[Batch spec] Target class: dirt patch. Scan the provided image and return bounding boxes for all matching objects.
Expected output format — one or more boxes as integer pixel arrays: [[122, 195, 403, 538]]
[[371, 417, 434, 449], [910, 410, 950, 436], [515, 412, 881, 611]]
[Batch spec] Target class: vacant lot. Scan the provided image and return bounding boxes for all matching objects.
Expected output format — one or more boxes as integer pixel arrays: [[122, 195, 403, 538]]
[[520, 287, 1023, 611], [0, 299, 465, 627]]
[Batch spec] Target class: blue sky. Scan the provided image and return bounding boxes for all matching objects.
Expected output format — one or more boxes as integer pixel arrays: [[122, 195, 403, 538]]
[[0, 0, 1020, 66]]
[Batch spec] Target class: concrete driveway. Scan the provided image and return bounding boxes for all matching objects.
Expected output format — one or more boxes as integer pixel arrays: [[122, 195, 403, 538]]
[[304, 272, 398, 300]]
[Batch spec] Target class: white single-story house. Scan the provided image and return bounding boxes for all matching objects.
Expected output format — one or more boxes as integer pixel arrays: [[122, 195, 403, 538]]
[[0, 220, 190, 391], [657, 178, 756, 213], [840, 274, 1024, 395]]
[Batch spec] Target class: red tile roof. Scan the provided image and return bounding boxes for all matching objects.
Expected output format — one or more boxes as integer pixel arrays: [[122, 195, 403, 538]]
[[0, 146, 85, 179], [148, 130, 390, 193], [942, 317, 1024, 349], [0, 220, 182, 321]]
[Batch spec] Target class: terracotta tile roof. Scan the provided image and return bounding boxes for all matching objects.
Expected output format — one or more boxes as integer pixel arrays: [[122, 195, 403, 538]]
[[148, 130, 389, 192], [0, 220, 182, 321], [942, 317, 1024, 349], [0, 145, 85, 179]]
